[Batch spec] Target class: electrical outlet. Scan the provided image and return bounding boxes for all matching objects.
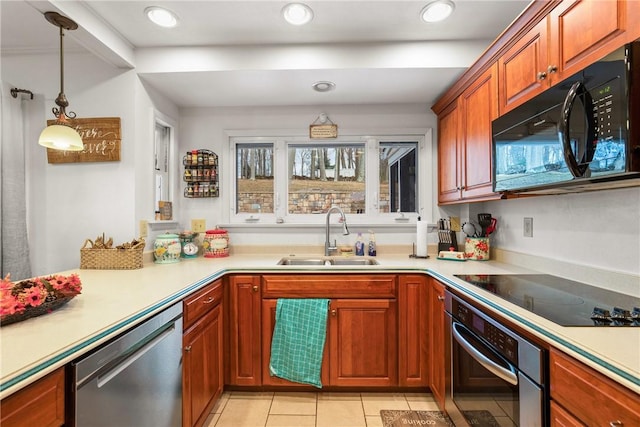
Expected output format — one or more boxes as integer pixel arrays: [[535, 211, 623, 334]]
[[450, 216, 461, 232], [191, 219, 206, 233], [523, 217, 533, 237], [139, 220, 148, 238]]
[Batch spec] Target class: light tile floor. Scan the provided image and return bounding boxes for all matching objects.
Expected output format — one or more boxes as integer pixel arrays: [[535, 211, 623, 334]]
[[204, 391, 442, 427]]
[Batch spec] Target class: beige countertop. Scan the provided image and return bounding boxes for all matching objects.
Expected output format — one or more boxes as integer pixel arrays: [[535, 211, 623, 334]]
[[1, 248, 639, 399]]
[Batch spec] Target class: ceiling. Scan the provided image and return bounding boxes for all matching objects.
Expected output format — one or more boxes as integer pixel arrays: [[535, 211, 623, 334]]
[[1, 0, 531, 108]]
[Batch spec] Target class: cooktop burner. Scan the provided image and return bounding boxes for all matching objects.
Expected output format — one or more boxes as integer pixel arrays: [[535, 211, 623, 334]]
[[454, 274, 640, 327]]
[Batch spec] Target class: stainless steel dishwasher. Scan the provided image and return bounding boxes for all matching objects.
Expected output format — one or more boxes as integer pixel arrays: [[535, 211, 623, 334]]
[[72, 302, 183, 427]]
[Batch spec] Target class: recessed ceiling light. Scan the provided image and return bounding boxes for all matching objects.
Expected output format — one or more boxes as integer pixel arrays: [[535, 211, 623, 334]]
[[145, 6, 178, 28], [420, 0, 455, 23], [312, 81, 336, 92], [282, 3, 314, 26]]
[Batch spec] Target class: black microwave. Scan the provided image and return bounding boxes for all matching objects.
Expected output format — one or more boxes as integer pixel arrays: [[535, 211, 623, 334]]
[[492, 42, 640, 193]]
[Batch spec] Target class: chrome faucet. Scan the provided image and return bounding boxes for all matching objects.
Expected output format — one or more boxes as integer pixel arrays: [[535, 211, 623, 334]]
[[325, 206, 350, 256]]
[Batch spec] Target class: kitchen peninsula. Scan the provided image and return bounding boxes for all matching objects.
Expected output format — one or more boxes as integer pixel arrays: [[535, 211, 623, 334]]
[[1, 249, 638, 426]]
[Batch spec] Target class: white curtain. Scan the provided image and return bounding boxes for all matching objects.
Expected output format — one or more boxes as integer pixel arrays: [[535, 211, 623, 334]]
[[1, 82, 32, 280]]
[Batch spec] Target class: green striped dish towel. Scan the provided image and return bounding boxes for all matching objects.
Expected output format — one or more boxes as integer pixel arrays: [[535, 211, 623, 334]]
[[269, 298, 330, 388]]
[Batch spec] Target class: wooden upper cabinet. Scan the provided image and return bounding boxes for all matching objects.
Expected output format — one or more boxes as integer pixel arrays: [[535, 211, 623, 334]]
[[549, 0, 629, 84], [499, 17, 550, 113], [499, 0, 632, 113], [459, 62, 499, 201], [437, 63, 500, 204], [437, 100, 461, 204]]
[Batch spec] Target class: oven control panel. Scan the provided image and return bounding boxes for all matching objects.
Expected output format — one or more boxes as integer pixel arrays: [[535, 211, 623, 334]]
[[450, 296, 519, 365]]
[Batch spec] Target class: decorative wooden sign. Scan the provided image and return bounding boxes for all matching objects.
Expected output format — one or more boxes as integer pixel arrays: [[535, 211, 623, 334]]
[[46, 117, 121, 164], [309, 124, 338, 139]]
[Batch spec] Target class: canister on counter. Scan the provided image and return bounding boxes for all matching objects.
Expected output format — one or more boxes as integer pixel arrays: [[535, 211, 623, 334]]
[[203, 228, 229, 258], [154, 233, 182, 263]]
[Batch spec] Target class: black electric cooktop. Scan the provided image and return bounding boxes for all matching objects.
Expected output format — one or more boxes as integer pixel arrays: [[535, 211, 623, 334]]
[[454, 274, 640, 327]]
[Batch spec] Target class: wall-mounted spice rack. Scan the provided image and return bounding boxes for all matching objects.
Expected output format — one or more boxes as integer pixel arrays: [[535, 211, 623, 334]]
[[183, 149, 219, 198]]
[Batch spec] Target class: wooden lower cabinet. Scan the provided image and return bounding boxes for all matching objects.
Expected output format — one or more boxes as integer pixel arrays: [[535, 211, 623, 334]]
[[182, 279, 224, 427], [398, 275, 429, 387], [329, 298, 397, 387], [0, 368, 65, 427], [183, 304, 224, 427], [428, 278, 446, 409], [227, 275, 262, 386], [550, 348, 640, 427], [261, 299, 330, 387]]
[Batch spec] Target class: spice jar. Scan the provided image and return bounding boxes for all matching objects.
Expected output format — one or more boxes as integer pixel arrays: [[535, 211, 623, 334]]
[[154, 233, 181, 264], [203, 228, 229, 258]]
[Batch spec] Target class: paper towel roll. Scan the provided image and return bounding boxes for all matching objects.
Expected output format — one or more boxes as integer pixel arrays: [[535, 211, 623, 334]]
[[416, 221, 428, 257]]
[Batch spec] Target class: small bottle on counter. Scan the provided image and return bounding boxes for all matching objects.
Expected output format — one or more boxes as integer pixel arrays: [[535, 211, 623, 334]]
[[367, 231, 377, 256], [355, 233, 364, 256]]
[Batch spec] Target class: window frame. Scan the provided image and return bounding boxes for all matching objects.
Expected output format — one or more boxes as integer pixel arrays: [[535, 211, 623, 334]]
[[229, 130, 430, 226]]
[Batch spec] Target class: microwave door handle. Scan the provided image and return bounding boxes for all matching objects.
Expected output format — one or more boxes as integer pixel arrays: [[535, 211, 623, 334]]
[[452, 322, 518, 385], [558, 81, 597, 177]]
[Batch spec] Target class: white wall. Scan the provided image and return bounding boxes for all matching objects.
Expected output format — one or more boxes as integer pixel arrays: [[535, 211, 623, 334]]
[[2, 52, 178, 275], [478, 187, 640, 276], [178, 103, 437, 248]]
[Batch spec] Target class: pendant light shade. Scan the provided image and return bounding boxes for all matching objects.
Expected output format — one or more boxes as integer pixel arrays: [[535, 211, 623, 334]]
[[39, 122, 84, 150], [39, 11, 84, 152]]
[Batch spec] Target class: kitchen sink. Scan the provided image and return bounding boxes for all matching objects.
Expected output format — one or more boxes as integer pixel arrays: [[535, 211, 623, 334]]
[[277, 256, 379, 266]]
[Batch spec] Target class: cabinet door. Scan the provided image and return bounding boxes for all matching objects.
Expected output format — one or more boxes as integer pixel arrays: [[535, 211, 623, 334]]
[[261, 299, 330, 387], [550, 401, 585, 427], [429, 279, 447, 409], [459, 63, 499, 201], [549, 0, 628, 84], [398, 275, 429, 387], [0, 368, 65, 427], [183, 304, 224, 427], [329, 299, 397, 387], [228, 275, 262, 385], [499, 17, 550, 113], [437, 100, 462, 204]]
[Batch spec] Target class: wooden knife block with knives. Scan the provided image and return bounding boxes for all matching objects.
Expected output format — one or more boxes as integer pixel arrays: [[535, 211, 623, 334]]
[[437, 219, 458, 252]]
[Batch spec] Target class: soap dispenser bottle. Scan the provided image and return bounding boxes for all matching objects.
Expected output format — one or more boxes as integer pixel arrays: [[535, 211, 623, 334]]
[[355, 233, 365, 256], [367, 230, 377, 256]]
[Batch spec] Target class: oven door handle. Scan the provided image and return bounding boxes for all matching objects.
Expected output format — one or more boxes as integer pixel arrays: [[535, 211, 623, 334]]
[[452, 322, 518, 385]]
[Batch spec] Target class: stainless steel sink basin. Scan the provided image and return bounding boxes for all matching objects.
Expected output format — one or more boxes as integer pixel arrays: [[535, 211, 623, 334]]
[[277, 256, 379, 266]]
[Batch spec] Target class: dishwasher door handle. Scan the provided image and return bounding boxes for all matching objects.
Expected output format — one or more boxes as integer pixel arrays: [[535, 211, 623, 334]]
[[452, 321, 518, 385], [76, 318, 179, 390]]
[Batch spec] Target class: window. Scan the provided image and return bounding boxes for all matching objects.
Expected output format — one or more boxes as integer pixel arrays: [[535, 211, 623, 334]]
[[231, 134, 424, 224]]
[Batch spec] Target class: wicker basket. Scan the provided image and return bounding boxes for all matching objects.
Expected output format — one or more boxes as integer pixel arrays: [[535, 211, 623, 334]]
[[1, 296, 72, 326], [80, 239, 145, 270]]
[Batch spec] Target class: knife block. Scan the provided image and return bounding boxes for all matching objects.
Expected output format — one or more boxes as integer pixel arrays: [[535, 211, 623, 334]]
[[438, 231, 458, 252]]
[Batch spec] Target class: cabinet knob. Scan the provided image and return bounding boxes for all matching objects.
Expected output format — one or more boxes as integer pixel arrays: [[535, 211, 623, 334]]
[[203, 296, 215, 304], [547, 65, 558, 74], [537, 71, 547, 80], [331, 309, 337, 316], [609, 421, 623, 427], [252, 285, 259, 292], [437, 295, 445, 302], [185, 345, 192, 352]]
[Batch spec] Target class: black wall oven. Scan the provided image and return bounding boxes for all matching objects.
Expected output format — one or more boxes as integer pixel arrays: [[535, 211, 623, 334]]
[[445, 291, 547, 427]]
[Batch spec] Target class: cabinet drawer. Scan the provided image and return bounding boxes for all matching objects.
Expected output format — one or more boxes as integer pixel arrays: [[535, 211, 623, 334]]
[[0, 367, 65, 427], [183, 279, 223, 329], [550, 348, 640, 427], [262, 274, 396, 298]]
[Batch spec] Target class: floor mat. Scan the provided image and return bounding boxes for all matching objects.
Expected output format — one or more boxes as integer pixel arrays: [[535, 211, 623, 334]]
[[380, 410, 454, 427], [380, 409, 500, 427]]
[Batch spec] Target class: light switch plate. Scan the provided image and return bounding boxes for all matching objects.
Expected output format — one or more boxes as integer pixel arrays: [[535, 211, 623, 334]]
[[523, 217, 533, 237], [450, 216, 461, 232], [191, 219, 206, 233], [139, 220, 148, 238]]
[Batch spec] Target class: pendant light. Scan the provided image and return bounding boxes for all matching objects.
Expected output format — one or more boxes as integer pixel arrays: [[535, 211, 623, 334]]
[[38, 11, 84, 151]]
